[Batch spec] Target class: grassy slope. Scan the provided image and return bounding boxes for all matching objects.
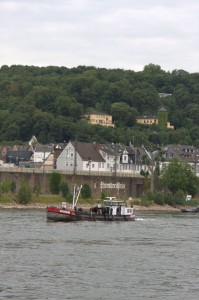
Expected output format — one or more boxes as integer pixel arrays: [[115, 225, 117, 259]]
[[0, 193, 98, 207]]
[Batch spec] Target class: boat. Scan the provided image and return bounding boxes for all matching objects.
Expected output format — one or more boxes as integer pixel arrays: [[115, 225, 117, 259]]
[[181, 207, 199, 213], [46, 184, 82, 222], [87, 197, 136, 221], [46, 186, 135, 222]]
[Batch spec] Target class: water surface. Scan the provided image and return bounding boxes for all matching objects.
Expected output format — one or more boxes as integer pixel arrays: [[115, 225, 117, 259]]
[[0, 209, 199, 299]]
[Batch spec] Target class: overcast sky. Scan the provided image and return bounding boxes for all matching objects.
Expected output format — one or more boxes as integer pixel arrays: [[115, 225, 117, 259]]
[[0, 0, 199, 73]]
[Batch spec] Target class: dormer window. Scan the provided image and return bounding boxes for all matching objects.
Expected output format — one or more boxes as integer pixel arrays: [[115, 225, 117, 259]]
[[122, 154, 128, 163]]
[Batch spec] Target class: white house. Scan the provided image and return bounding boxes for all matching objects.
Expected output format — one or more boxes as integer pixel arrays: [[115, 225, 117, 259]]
[[32, 144, 54, 163], [56, 141, 145, 175], [56, 141, 106, 172]]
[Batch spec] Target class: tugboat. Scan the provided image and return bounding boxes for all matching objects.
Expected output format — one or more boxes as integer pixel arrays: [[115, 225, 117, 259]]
[[87, 197, 135, 221], [46, 187, 135, 222]]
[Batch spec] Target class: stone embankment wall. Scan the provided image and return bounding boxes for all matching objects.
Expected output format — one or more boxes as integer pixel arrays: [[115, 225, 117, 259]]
[[0, 169, 144, 199]]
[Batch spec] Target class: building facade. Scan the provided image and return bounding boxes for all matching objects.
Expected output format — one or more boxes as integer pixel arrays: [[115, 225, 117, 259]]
[[82, 112, 114, 127]]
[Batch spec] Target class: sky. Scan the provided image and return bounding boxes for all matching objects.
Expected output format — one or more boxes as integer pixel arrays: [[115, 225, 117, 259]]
[[0, 0, 199, 73]]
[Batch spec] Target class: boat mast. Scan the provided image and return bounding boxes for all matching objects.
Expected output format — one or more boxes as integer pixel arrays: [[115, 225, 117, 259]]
[[72, 184, 82, 208], [72, 184, 76, 208], [74, 185, 82, 208]]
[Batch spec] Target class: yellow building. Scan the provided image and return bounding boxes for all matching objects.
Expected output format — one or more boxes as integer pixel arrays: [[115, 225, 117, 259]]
[[166, 122, 174, 129], [83, 112, 115, 128], [136, 115, 158, 125], [136, 115, 174, 129]]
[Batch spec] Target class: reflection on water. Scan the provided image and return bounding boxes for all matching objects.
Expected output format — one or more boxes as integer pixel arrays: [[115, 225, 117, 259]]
[[0, 209, 199, 300]]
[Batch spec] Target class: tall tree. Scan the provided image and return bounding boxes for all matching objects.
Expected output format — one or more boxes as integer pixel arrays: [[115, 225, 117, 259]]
[[161, 158, 199, 196]]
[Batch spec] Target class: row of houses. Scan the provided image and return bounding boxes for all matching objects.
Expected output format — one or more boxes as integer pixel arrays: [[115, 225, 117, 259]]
[[0, 139, 199, 177]]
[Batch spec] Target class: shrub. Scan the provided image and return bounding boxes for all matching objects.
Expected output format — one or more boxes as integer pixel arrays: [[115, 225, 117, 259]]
[[60, 181, 69, 198], [144, 190, 154, 201], [143, 190, 165, 205], [10, 181, 16, 193], [101, 191, 110, 200], [33, 185, 41, 196], [1, 179, 12, 193], [133, 198, 141, 205], [81, 183, 92, 199], [164, 193, 175, 206], [17, 178, 32, 204], [49, 172, 61, 194], [173, 190, 186, 206], [153, 192, 165, 206], [60, 181, 73, 202], [140, 193, 154, 207]]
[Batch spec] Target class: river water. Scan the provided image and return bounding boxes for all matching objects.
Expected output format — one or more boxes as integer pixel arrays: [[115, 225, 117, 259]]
[[0, 209, 199, 300]]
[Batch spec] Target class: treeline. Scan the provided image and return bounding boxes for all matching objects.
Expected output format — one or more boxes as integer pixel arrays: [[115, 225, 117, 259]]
[[0, 64, 199, 149]]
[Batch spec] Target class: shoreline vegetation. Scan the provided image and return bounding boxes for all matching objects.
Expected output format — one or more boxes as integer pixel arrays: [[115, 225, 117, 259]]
[[1, 194, 198, 212], [0, 200, 182, 212]]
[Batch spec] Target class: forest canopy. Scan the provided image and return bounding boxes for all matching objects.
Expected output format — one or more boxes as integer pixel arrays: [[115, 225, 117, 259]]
[[0, 64, 199, 149]]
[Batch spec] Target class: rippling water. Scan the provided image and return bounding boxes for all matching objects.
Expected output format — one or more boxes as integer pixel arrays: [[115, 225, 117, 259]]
[[0, 209, 199, 300]]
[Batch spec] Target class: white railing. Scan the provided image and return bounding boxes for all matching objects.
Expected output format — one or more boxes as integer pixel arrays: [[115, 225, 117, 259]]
[[0, 166, 142, 177]]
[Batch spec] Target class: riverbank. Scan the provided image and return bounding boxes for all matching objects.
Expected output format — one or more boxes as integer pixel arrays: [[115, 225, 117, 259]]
[[0, 202, 181, 211]]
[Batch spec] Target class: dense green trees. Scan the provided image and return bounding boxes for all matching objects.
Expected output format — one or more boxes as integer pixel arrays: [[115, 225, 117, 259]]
[[140, 158, 199, 206], [161, 158, 199, 197], [0, 64, 199, 147]]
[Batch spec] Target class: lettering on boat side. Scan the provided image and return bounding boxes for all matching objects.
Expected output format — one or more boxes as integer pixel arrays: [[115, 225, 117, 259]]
[[99, 181, 125, 190], [60, 210, 71, 214]]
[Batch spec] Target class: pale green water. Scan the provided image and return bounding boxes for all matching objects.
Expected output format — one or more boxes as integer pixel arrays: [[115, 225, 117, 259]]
[[0, 210, 199, 299]]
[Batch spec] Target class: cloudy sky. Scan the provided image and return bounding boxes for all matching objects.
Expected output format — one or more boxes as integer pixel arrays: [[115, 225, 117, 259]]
[[0, 0, 199, 73]]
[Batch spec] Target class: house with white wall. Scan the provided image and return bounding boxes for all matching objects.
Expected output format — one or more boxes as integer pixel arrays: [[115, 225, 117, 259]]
[[56, 141, 145, 175], [56, 141, 106, 172], [33, 144, 54, 163]]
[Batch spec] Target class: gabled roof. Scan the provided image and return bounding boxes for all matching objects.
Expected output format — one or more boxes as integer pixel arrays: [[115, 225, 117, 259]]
[[99, 143, 136, 156], [164, 144, 199, 162], [34, 144, 54, 153], [6, 150, 33, 161], [70, 141, 105, 162], [99, 143, 144, 164]]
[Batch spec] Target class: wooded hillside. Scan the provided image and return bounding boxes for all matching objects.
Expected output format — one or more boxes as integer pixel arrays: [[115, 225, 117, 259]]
[[0, 64, 199, 149]]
